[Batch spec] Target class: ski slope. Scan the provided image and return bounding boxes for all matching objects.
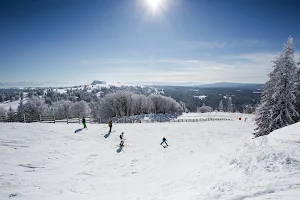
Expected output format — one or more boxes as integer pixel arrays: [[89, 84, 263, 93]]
[[0, 118, 299, 200]]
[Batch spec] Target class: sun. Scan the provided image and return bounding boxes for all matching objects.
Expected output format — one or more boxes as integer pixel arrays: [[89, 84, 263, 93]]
[[145, 0, 164, 14]]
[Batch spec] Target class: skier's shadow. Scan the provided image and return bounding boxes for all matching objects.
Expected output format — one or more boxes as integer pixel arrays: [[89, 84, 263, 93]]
[[104, 132, 111, 138], [116, 146, 123, 153], [74, 128, 84, 133]]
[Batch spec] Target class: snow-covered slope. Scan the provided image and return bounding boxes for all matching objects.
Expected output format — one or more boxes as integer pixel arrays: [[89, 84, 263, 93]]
[[0, 119, 299, 199], [178, 112, 255, 121], [0, 99, 27, 111]]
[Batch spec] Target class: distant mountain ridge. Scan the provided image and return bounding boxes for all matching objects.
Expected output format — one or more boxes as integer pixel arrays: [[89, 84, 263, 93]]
[[197, 82, 264, 89], [0, 81, 68, 88]]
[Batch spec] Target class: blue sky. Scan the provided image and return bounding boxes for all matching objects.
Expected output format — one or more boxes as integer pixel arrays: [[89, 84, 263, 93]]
[[1, 0, 300, 85]]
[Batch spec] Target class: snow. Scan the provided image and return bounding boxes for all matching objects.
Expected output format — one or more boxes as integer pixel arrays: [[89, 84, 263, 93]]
[[193, 95, 207, 100], [0, 99, 27, 111], [0, 116, 299, 199], [178, 112, 254, 121], [54, 89, 67, 94]]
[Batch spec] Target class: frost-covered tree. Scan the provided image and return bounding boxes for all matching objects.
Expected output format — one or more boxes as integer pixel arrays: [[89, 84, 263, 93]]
[[219, 100, 224, 112], [23, 96, 50, 116], [0, 107, 6, 116], [20, 92, 24, 100], [17, 101, 25, 116], [255, 36, 299, 137], [197, 104, 213, 113], [132, 94, 149, 115], [295, 63, 300, 115], [70, 101, 91, 118], [52, 100, 72, 119], [227, 97, 233, 112], [179, 101, 188, 113], [95, 92, 182, 119], [7, 106, 15, 119], [0, 94, 4, 103]]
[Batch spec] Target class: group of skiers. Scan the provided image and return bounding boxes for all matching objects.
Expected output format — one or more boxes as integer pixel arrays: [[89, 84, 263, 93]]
[[81, 118, 168, 148]]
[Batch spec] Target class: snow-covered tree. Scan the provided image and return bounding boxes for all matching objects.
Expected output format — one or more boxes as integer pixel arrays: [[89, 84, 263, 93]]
[[70, 101, 91, 118], [219, 100, 224, 112], [255, 36, 299, 137], [7, 106, 15, 119], [52, 100, 72, 119], [0, 107, 6, 116], [20, 92, 24, 100], [0, 94, 4, 103], [95, 92, 182, 120], [23, 96, 49, 116], [17, 101, 25, 116], [132, 94, 149, 115], [295, 63, 300, 115], [227, 97, 233, 112], [179, 101, 188, 113], [197, 104, 213, 113]]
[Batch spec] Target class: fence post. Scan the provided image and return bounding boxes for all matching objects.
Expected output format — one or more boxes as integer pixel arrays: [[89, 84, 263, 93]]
[[39, 115, 41, 123], [79, 117, 80, 124], [53, 114, 55, 124], [67, 116, 68, 124], [23, 114, 26, 123]]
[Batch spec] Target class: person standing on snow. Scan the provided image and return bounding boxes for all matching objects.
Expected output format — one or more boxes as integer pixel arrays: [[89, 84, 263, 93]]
[[160, 137, 168, 146], [120, 132, 125, 147], [82, 117, 87, 129], [108, 120, 113, 133]]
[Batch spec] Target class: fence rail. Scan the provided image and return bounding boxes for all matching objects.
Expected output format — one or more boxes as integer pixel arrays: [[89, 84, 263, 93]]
[[113, 117, 233, 124], [0, 112, 91, 124], [0, 113, 232, 124]]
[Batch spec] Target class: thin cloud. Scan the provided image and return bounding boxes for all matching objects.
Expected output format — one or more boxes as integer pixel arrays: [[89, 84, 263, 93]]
[[83, 51, 300, 84], [180, 39, 265, 49]]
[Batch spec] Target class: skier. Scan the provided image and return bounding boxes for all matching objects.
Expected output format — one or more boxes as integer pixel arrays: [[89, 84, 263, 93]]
[[108, 120, 113, 133], [160, 137, 168, 146], [120, 132, 125, 147], [82, 117, 87, 129]]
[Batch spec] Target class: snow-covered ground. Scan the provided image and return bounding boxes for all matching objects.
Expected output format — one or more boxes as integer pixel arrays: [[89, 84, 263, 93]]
[[0, 99, 27, 111], [0, 117, 299, 200], [178, 112, 255, 121]]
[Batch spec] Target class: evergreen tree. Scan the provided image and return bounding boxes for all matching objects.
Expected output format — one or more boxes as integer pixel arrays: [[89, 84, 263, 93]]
[[0, 107, 6, 116], [17, 101, 25, 116], [0, 94, 4, 103], [295, 61, 300, 116], [227, 97, 233, 112], [255, 36, 299, 137], [219, 100, 224, 112]]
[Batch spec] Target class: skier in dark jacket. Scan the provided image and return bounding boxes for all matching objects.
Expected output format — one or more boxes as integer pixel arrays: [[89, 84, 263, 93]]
[[120, 132, 125, 147], [82, 117, 87, 129], [108, 120, 113, 133], [160, 137, 168, 146]]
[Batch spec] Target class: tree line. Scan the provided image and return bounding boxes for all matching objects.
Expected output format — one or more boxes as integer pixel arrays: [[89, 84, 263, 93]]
[[0, 92, 183, 121]]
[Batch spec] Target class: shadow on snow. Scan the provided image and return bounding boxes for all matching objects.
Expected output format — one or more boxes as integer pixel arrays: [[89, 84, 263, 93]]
[[116, 146, 123, 153], [74, 128, 84, 133], [104, 132, 111, 138]]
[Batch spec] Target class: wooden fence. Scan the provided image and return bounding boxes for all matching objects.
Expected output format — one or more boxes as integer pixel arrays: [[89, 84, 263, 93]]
[[0, 112, 91, 124], [113, 117, 233, 124], [0, 113, 232, 124]]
